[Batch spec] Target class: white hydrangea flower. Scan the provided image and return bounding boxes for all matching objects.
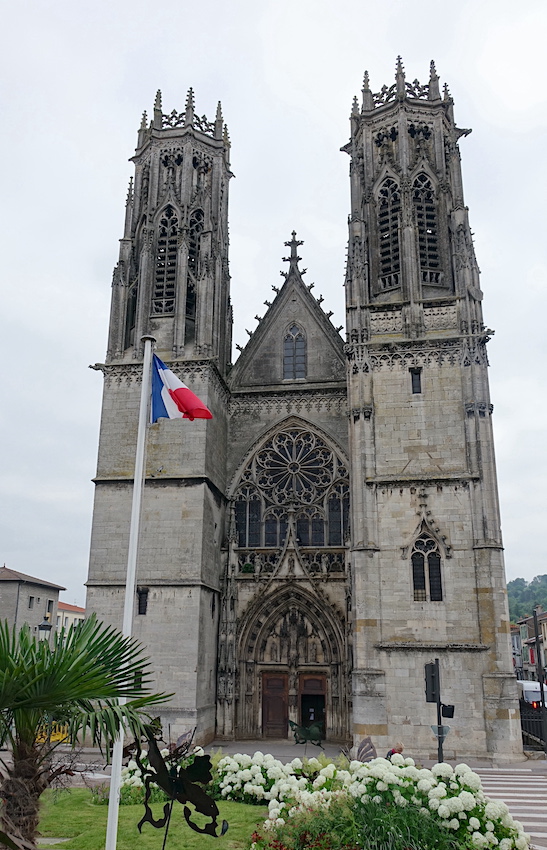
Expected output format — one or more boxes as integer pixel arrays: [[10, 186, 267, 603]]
[[448, 818, 460, 830], [372, 795, 382, 804], [515, 837, 529, 850], [417, 779, 433, 793], [428, 783, 448, 799], [471, 831, 488, 848], [428, 797, 440, 811], [454, 763, 472, 776], [432, 763, 454, 779], [469, 817, 481, 830], [391, 753, 405, 766], [485, 800, 508, 820], [459, 790, 478, 811], [499, 840, 513, 850], [463, 772, 482, 791], [437, 804, 451, 819]]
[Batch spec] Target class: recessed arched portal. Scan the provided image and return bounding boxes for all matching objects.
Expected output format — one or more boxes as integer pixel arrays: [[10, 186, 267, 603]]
[[236, 582, 347, 740]]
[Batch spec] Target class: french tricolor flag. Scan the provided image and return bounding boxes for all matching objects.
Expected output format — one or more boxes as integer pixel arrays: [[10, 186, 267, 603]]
[[151, 355, 213, 422]]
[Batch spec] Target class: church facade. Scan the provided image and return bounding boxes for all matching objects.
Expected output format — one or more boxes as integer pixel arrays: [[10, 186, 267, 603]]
[[86, 60, 522, 760]]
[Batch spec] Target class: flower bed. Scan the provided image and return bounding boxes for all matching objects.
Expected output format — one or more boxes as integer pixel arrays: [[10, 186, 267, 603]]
[[212, 752, 530, 850]]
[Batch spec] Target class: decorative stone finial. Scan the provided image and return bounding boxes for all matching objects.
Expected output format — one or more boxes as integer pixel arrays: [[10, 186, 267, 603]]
[[126, 177, 134, 205], [352, 95, 359, 116], [140, 110, 148, 129], [214, 101, 223, 139], [428, 59, 440, 101], [395, 56, 406, 98], [152, 90, 163, 130], [362, 70, 374, 111], [184, 87, 195, 127]]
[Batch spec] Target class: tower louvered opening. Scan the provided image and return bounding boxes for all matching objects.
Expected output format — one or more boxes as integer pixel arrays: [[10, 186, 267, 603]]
[[413, 174, 441, 285], [153, 206, 178, 314], [185, 208, 204, 342], [378, 178, 401, 290]]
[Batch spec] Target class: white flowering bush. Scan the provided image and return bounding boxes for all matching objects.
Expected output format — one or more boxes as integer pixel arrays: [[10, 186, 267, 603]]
[[213, 752, 530, 849]]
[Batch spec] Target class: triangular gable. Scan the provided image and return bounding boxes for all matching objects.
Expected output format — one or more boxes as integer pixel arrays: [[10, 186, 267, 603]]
[[229, 233, 345, 391]]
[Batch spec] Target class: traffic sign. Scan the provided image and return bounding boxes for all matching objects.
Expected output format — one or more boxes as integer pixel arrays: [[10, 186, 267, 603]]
[[431, 725, 451, 743]]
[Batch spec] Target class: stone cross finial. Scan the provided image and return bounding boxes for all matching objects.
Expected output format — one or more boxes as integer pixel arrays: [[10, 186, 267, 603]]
[[283, 231, 304, 266]]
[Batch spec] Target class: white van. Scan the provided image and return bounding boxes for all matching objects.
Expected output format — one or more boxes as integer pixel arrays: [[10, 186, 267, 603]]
[[517, 680, 546, 705]]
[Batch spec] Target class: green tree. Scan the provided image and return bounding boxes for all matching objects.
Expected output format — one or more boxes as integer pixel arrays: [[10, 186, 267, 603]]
[[0, 614, 169, 848], [507, 574, 547, 621]]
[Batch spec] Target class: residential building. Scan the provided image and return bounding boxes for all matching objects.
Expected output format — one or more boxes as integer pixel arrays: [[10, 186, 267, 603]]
[[0, 566, 65, 634]]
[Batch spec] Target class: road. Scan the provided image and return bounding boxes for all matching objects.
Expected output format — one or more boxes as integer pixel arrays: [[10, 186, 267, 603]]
[[476, 768, 547, 849]]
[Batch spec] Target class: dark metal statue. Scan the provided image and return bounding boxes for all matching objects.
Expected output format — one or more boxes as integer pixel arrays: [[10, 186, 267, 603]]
[[288, 719, 325, 749], [134, 729, 228, 843]]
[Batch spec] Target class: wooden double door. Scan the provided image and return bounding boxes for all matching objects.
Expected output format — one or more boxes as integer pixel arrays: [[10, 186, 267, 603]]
[[262, 672, 326, 738]]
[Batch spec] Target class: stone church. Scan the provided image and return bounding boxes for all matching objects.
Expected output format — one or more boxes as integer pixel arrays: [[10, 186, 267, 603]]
[[86, 59, 522, 760]]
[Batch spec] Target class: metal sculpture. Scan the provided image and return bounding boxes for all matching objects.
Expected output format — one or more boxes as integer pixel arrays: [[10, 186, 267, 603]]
[[288, 719, 324, 749], [135, 730, 228, 843]]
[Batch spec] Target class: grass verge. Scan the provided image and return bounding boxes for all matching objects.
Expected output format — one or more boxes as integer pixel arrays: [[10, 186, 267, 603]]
[[38, 788, 267, 850]]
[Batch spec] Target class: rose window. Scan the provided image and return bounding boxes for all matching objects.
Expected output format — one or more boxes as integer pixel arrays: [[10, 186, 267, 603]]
[[234, 427, 349, 550]]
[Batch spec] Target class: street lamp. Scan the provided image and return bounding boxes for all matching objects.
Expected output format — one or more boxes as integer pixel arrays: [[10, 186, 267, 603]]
[[38, 615, 52, 642]]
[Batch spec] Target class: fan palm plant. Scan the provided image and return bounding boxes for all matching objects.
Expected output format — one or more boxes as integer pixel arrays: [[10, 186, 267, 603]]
[[0, 614, 169, 848]]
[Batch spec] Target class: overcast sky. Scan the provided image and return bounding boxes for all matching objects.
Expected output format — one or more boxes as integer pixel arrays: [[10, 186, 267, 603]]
[[0, 0, 546, 606]]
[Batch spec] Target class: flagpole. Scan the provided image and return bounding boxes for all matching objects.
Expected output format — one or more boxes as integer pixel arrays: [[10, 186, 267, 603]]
[[105, 334, 156, 850]]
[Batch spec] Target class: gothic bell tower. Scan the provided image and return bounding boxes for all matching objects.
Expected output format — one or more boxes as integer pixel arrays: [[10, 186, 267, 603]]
[[343, 59, 522, 759], [107, 88, 232, 370], [87, 90, 232, 742]]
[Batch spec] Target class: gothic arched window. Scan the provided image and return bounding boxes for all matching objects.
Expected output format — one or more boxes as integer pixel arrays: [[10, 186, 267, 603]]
[[233, 427, 349, 567], [283, 325, 306, 380], [153, 206, 178, 314], [377, 178, 401, 290], [413, 174, 441, 285], [411, 534, 443, 602], [185, 209, 204, 341], [234, 486, 261, 547]]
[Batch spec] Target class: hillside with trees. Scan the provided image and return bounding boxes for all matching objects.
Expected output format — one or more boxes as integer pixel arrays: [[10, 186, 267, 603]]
[[507, 574, 547, 622]]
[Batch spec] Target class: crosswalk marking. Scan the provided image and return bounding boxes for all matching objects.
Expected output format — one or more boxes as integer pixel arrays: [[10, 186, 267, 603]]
[[476, 769, 547, 849]]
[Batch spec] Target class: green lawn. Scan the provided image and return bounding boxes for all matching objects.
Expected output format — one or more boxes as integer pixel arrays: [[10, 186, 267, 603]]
[[38, 789, 267, 850]]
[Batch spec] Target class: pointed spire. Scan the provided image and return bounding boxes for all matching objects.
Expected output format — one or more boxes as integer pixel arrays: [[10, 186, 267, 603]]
[[395, 55, 406, 98], [351, 95, 359, 116], [361, 70, 374, 111], [137, 110, 149, 146], [153, 90, 162, 130], [214, 100, 223, 139], [184, 87, 195, 127], [223, 124, 231, 164], [428, 59, 440, 100], [123, 178, 133, 238], [442, 81, 455, 123]]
